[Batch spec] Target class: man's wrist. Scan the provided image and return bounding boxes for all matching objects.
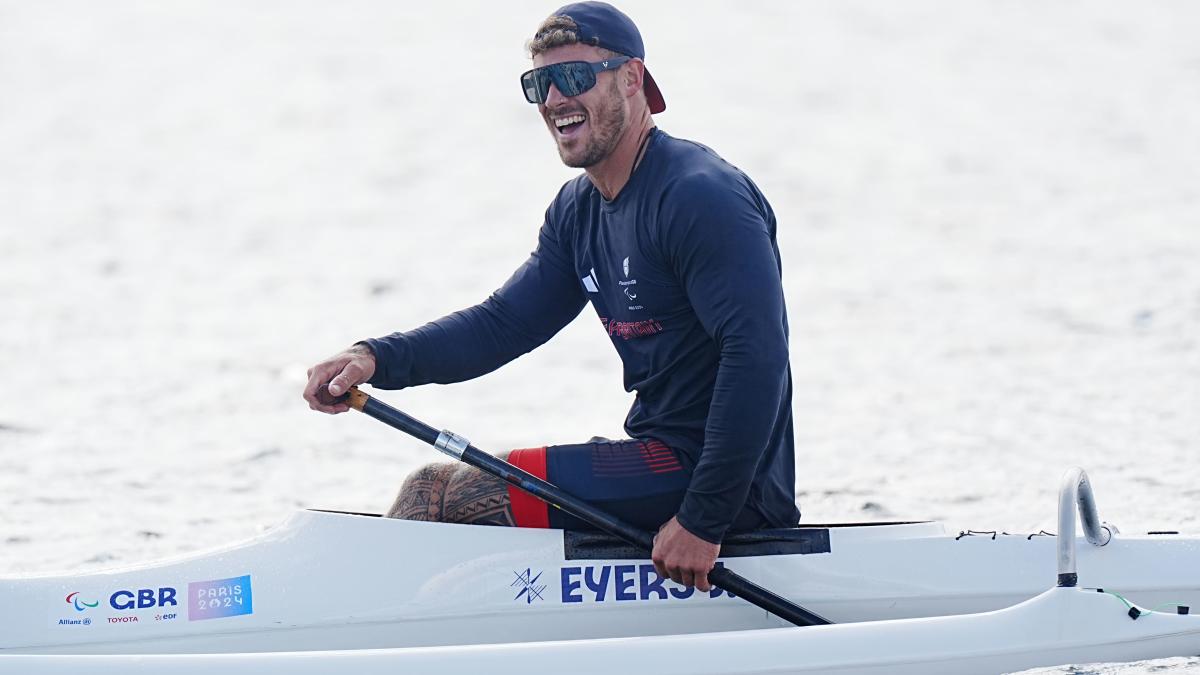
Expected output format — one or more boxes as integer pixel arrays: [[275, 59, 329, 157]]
[[349, 342, 376, 358], [674, 512, 722, 545]]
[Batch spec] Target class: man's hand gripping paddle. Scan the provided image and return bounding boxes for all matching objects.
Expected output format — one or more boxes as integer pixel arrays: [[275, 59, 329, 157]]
[[319, 385, 831, 628]]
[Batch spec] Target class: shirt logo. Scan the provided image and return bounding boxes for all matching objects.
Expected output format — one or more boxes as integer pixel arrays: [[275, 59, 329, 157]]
[[581, 268, 599, 293], [600, 317, 663, 340], [618, 255, 642, 311]]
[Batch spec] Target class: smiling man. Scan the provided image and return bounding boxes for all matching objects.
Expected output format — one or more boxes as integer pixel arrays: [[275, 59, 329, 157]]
[[303, 1, 799, 591]]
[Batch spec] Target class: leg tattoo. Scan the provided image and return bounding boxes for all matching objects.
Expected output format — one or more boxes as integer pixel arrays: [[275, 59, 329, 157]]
[[385, 454, 515, 526], [386, 462, 450, 521], [441, 463, 516, 526]]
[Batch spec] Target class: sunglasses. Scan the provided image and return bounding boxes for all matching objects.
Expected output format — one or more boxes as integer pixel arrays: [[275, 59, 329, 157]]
[[520, 56, 631, 105]]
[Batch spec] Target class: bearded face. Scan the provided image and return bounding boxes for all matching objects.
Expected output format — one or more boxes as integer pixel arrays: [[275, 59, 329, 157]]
[[534, 44, 631, 169]]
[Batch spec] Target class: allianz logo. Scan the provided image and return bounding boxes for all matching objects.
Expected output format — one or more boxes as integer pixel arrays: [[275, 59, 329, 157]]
[[560, 563, 735, 603]]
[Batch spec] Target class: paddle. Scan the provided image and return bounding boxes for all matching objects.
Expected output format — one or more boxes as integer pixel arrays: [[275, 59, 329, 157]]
[[320, 384, 831, 627]]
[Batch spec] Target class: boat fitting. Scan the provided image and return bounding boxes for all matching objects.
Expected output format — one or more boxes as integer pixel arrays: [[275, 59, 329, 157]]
[[1057, 467, 1116, 587]]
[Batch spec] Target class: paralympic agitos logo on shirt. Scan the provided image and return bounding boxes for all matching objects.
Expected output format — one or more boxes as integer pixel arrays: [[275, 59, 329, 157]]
[[515, 563, 737, 603]]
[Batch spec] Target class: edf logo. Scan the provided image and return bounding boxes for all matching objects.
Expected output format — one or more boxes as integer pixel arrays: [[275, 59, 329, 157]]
[[110, 587, 178, 611]]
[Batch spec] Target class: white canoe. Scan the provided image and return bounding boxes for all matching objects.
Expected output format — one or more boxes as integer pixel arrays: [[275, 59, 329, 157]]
[[4, 586, 1199, 674], [2, 468, 1197, 673]]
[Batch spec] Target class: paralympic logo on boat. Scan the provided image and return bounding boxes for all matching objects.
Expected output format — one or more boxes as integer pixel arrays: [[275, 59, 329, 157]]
[[65, 592, 100, 612], [512, 568, 548, 604]]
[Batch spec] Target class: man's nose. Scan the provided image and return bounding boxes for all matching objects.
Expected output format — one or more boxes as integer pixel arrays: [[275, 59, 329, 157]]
[[544, 82, 569, 107]]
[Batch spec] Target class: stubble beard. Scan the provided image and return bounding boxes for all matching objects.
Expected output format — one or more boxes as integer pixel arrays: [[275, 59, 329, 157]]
[[557, 79, 627, 169]]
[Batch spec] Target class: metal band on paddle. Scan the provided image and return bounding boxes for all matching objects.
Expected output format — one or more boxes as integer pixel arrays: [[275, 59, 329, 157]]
[[434, 431, 470, 460]]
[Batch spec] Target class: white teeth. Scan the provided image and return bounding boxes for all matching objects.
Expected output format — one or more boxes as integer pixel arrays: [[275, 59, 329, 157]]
[[554, 114, 586, 129]]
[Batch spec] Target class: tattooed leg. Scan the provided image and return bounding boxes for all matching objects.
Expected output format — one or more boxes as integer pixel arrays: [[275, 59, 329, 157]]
[[385, 453, 515, 526], [441, 452, 515, 526], [386, 462, 452, 521]]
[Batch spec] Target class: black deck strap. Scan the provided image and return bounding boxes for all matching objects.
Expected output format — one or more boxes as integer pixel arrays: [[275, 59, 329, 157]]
[[565, 527, 831, 561]]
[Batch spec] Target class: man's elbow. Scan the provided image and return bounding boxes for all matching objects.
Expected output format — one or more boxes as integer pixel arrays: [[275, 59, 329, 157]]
[[720, 335, 789, 372]]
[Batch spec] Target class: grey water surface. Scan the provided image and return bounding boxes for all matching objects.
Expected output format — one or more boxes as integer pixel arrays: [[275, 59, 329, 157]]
[[2, 2, 1198, 672]]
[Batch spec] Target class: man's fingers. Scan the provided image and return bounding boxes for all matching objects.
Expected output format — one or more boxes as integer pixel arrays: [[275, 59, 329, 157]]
[[678, 568, 695, 589], [303, 346, 376, 414], [326, 373, 351, 397], [303, 365, 331, 402], [303, 361, 352, 413], [652, 559, 668, 581], [657, 559, 715, 591], [664, 564, 683, 587], [327, 374, 351, 396], [328, 362, 367, 397], [326, 379, 345, 397], [314, 385, 348, 407], [650, 529, 666, 575]]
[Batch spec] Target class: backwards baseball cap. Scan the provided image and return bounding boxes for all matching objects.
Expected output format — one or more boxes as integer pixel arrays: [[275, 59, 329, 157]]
[[549, 2, 666, 114]]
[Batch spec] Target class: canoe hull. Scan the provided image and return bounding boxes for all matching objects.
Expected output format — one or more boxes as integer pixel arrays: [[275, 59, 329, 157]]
[[2, 509, 1197, 656], [4, 587, 1199, 675]]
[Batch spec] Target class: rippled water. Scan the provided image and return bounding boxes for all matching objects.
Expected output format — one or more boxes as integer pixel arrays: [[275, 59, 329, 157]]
[[2, 2, 1198, 672]]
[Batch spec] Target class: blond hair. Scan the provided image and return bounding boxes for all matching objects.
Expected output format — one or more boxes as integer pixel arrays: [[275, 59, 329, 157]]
[[527, 15, 619, 59]]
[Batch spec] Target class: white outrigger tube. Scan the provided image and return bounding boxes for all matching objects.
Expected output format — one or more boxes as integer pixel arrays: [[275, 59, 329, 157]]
[[1, 392, 1198, 673]]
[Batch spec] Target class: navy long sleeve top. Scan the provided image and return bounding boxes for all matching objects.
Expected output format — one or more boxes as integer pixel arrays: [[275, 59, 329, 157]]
[[366, 129, 799, 543]]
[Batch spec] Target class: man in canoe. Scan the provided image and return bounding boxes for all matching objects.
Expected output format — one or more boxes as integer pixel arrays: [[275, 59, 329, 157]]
[[304, 1, 798, 592]]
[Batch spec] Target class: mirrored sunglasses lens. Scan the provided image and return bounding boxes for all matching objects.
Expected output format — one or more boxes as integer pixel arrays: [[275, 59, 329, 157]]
[[531, 68, 558, 103], [521, 62, 598, 103], [551, 62, 595, 97], [521, 72, 541, 103]]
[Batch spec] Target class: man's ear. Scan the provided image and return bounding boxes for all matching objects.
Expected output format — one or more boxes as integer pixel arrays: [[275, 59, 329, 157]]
[[624, 59, 646, 98]]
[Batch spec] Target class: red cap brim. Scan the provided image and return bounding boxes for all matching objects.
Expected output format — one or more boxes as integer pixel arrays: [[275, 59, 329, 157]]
[[643, 68, 666, 114]]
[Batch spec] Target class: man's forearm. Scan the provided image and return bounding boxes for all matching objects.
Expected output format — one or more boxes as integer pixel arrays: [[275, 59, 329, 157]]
[[676, 343, 790, 542], [364, 296, 559, 389]]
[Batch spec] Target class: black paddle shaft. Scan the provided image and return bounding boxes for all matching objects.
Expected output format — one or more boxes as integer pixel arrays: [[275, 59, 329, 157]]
[[336, 386, 831, 627]]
